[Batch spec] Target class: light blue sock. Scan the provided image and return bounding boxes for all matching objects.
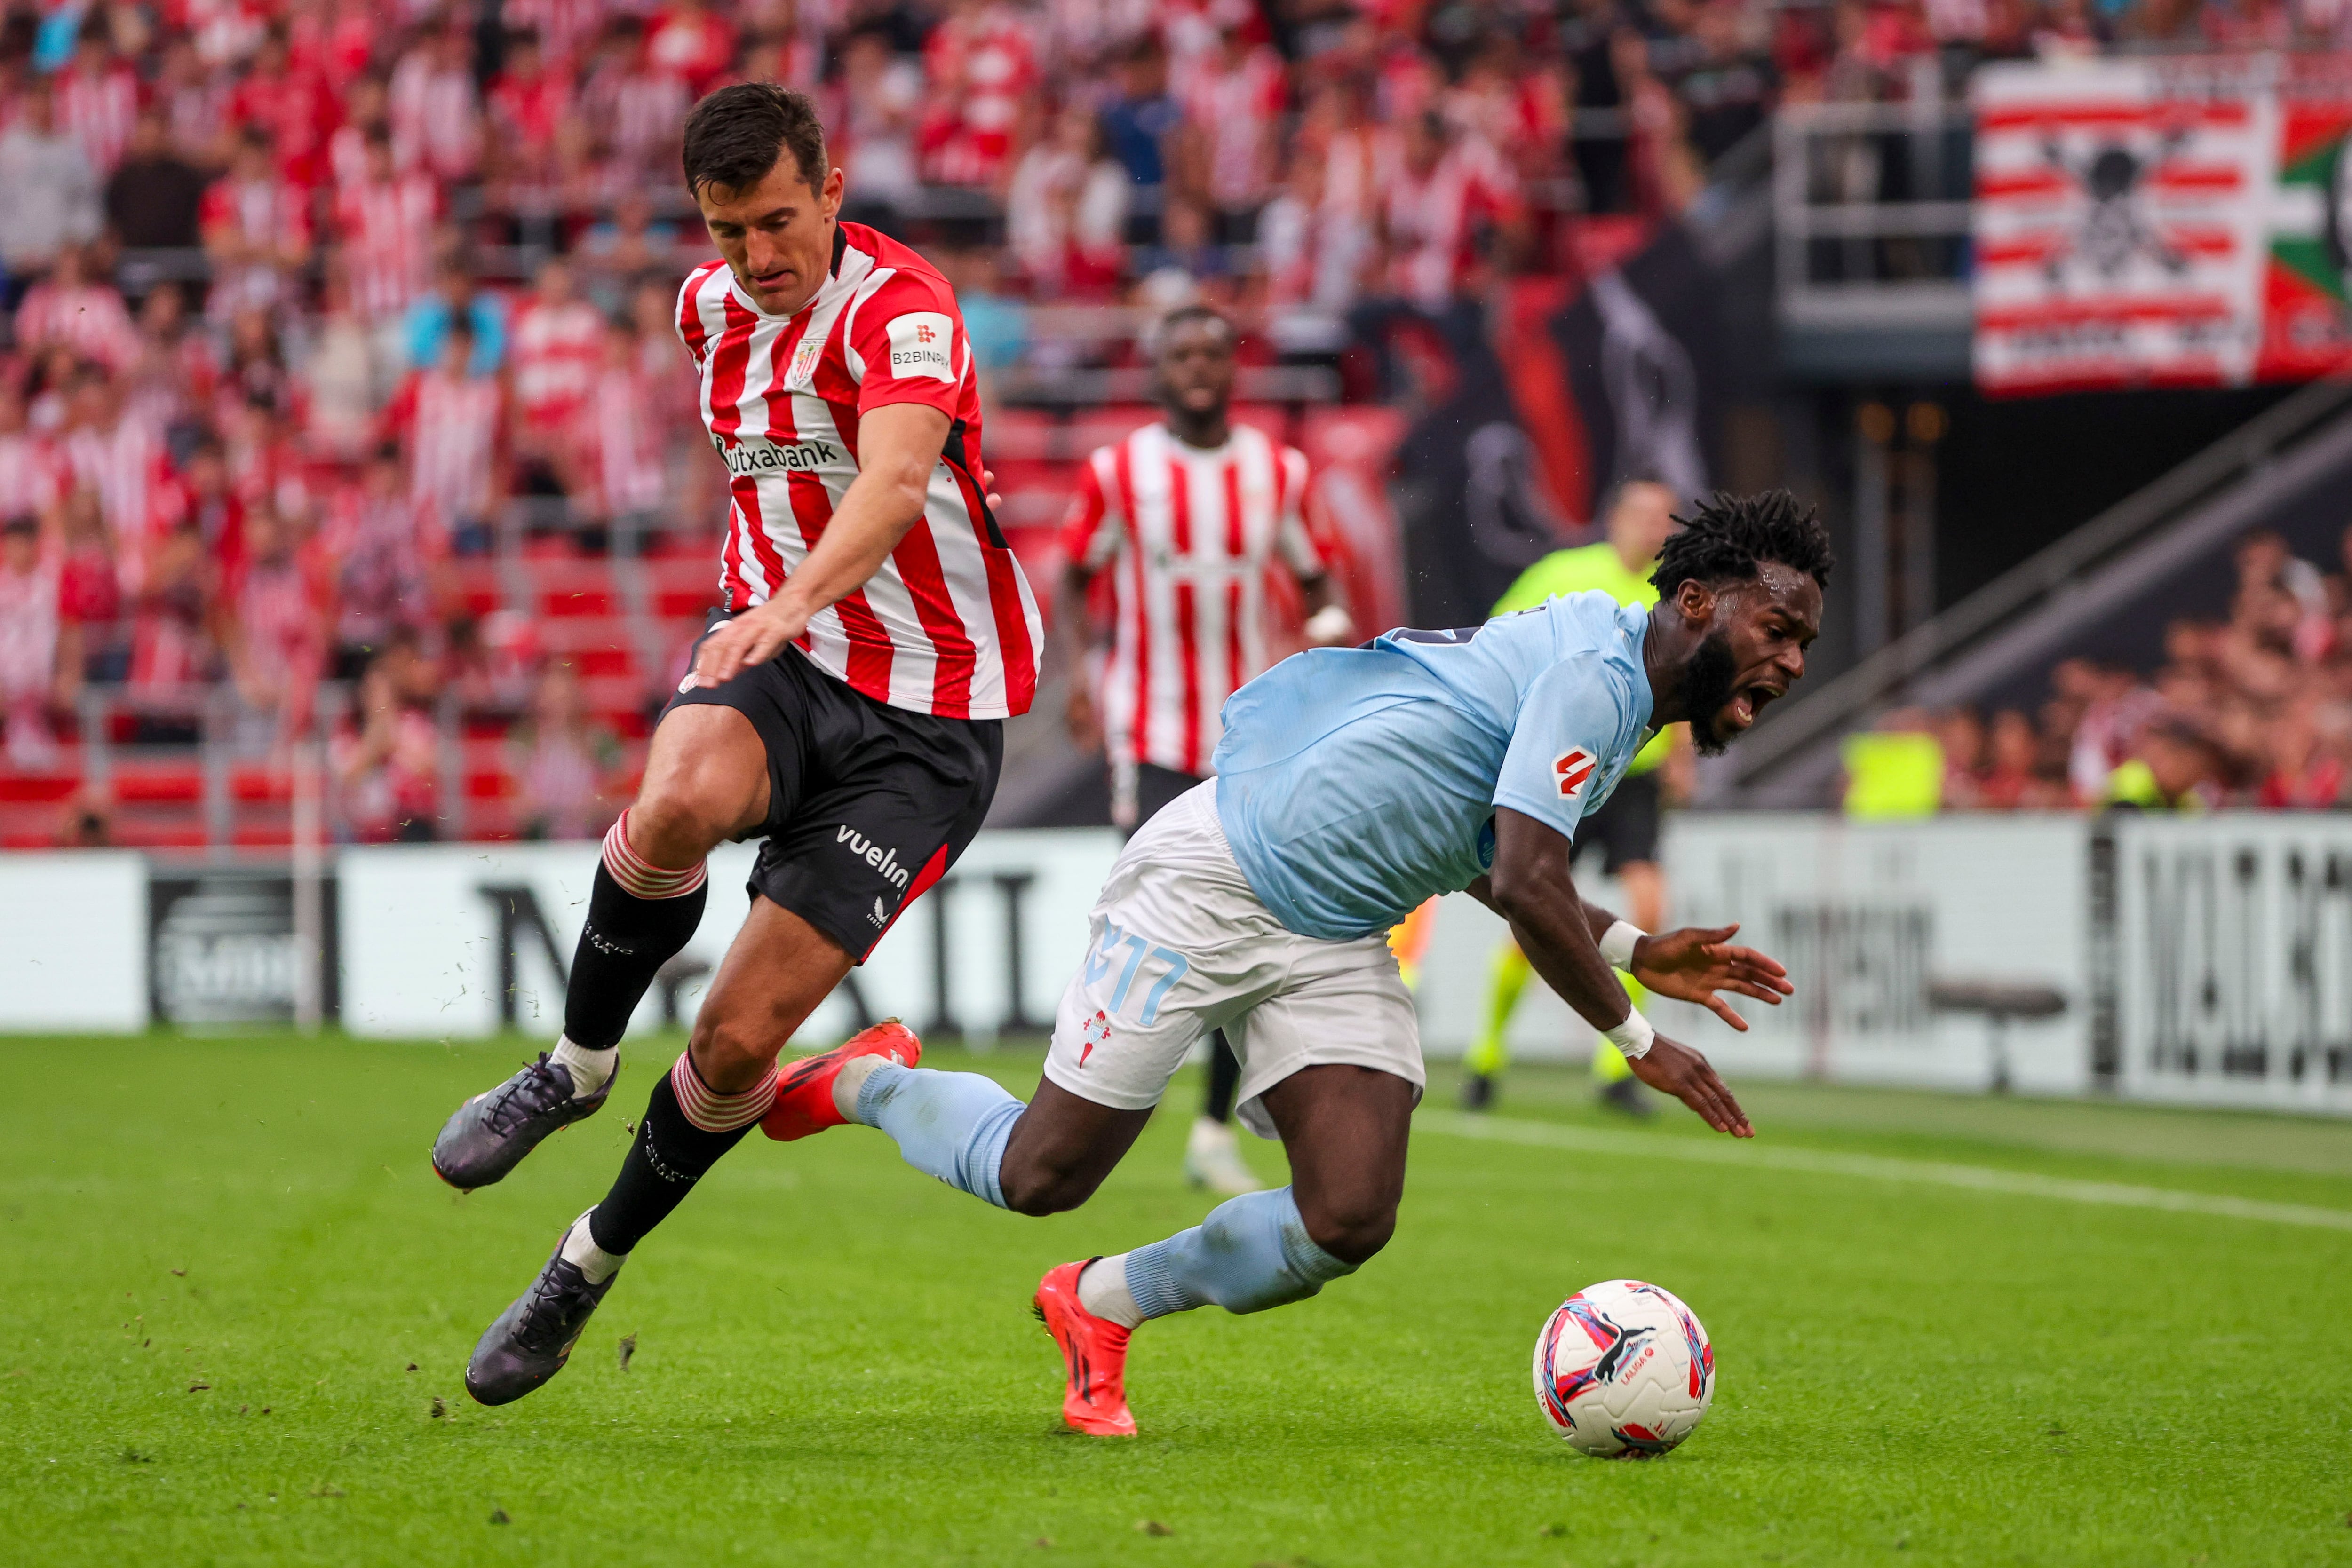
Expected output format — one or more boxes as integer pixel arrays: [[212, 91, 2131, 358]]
[[854, 1062, 1024, 1210], [1122, 1186, 1359, 1319]]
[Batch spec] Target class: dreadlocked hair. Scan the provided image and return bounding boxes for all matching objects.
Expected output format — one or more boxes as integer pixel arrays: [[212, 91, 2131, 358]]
[[1650, 489, 1834, 598]]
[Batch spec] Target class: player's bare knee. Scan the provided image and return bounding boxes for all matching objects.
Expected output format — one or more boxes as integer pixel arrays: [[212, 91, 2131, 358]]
[[1300, 1198, 1396, 1266], [686, 1006, 778, 1094], [997, 1158, 1101, 1217], [626, 786, 728, 868]]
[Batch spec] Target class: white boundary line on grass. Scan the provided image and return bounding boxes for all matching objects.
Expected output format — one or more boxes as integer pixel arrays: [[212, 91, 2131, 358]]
[[1415, 1111, 2352, 1234]]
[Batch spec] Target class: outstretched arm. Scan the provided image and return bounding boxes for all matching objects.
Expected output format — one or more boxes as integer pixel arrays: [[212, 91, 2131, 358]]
[[1474, 807, 1754, 1137]]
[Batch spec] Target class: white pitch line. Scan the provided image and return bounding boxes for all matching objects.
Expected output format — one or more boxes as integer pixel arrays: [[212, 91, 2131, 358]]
[[1414, 1111, 2352, 1234]]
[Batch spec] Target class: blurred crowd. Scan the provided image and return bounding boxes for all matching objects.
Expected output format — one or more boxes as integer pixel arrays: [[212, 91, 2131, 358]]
[[1849, 528, 2352, 816], [0, 0, 2338, 840]]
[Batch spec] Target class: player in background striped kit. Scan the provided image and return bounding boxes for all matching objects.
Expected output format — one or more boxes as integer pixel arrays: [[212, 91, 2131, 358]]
[[1058, 304, 1353, 1195]]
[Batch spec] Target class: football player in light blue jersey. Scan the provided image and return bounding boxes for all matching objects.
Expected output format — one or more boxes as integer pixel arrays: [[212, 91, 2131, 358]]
[[760, 491, 1831, 1437]]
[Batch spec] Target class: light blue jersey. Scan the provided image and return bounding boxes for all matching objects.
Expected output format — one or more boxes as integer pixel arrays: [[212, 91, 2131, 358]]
[[1212, 592, 1655, 940]]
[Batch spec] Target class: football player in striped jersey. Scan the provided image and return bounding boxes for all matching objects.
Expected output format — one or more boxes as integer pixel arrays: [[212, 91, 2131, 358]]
[[437, 83, 1041, 1407]]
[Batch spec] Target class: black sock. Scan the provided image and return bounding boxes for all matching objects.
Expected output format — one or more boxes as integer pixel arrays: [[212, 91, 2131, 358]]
[[588, 1064, 753, 1254], [1204, 1030, 1241, 1123], [563, 860, 708, 1052]]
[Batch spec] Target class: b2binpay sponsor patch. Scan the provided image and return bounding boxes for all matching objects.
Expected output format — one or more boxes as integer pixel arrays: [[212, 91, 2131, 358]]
[[885, 312, 955, 383]]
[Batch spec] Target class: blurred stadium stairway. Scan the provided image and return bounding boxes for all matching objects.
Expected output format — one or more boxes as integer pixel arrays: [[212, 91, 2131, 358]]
[[1711, 375, 2352, 807]]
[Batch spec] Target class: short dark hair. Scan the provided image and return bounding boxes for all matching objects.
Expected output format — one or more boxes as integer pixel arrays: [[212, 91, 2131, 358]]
[[683, 82, 827, 197], [1598, 473, 1674, 523], [1153, 302, 1234, 356], [1651, 489, 1835, 598]]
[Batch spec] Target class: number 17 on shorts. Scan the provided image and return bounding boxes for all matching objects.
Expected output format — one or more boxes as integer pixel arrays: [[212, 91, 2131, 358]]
[[1085, 920, 1191, 1027], [1045, 919, 1206, 1111]]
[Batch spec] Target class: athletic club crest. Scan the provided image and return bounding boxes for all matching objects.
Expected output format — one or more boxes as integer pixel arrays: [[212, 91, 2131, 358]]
[[1554, 749, 1597, 800], [785, 335, 824, 387], [1079, 1009, 1112, 1066]]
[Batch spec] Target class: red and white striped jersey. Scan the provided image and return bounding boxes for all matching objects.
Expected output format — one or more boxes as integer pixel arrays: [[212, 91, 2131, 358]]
[[56, 60, 139, 174], [0, 431, 68, 521], [1180, 44, 1287, 210], [16, 280, 139, 370], [1061, 421, 1323, 777], [590, 362, 666, 517], [510, 296, 604, 429], [502, 0, 603, 71], [596, 67, 690, 176], [675, 223, 1042, 721], [388, 50, 481, 180], [0, 557, 62, 699], [333, 171, 437, 320], [200, 174, 314, 257], [232, 548, 329, 684], [62, 414, 170, 584], [388, 366, 502, 527], [1379, 133, 1520, 312]]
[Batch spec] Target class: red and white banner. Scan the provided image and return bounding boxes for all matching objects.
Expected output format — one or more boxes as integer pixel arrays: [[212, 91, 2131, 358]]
[[1974, 57, 2352, 395]]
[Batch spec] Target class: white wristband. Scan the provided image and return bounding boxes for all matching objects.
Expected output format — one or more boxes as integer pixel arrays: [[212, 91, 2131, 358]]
[[1599, 920, 1645, 970], [1605, 1008, 1656, 1060]]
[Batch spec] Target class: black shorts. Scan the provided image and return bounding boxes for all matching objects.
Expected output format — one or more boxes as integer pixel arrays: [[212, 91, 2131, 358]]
[[1578, 770, 1662, 875], [1122, 761, 1208, 839], [664, 624, 1002, 963]]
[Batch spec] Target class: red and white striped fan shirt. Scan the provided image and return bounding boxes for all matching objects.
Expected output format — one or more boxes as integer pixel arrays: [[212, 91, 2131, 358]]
[[0, 430, 68, 521], [590, 361, 666, 517], [333, 171, 437, 320], [510, 296, 604, 431], [675, 223, 1042, 721], [1061, 421, 1322, 777], [56, 61, 140, 175], [388, 366, 502, 529]]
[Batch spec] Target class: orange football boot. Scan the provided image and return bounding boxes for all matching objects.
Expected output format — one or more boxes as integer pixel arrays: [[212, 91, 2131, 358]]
[[761, 1020, 922, 1141], [1034, 1259, 1138, 1437]]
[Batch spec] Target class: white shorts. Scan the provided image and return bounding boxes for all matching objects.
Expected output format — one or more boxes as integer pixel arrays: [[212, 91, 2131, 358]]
[[1043, 781, 1423, 1139]]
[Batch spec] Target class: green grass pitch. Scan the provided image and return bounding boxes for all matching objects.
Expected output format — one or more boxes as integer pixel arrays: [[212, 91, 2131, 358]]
[[4, 1033, 2351, 1567]]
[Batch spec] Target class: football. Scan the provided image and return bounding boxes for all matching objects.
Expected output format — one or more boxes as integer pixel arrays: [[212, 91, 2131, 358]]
[[1532, 1279, 1716, 1458]]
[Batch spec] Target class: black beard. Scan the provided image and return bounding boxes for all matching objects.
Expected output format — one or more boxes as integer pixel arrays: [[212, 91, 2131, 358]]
[[1682, 631, 1741, 757]]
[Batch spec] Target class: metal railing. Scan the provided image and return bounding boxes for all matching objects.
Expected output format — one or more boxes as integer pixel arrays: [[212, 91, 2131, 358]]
[[1711, 372, 2352, 798], [1773, 99, 1975, 336], [54, 681, 356, 854], [44, 674, 640, 854]]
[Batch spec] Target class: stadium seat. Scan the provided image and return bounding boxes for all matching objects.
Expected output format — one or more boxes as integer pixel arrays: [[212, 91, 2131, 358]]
[[230, 763, 292, 803], [524, 559, 623, 619], [584, 675, 653, 730], [1064, 406, 1160, 458], [111, 761, 205, 804], [0, 768, 83, 849], [645, 558, 722, 623], [231, 819, 294, 848], [983, 455, 1072, 496], [450, 559, 507, 618], [986, 407, 1059, 462], [1231, 404, 1295, 444], [462, 739, 519, 801], [0, 769, 79, 804], [538, 616, 643, 680], [110, 820, 209, 849]]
